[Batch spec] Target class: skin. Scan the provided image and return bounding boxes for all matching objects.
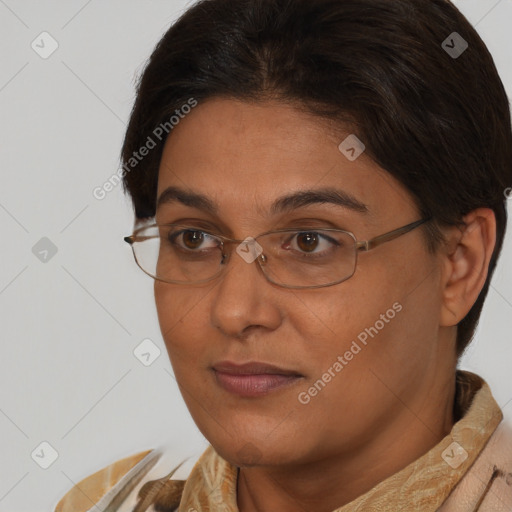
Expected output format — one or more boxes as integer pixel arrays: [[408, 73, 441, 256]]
[[152, 97, 496, 512]]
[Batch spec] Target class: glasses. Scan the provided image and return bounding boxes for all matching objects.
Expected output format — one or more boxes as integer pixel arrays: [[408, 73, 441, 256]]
[[124, 218, 431, 289]]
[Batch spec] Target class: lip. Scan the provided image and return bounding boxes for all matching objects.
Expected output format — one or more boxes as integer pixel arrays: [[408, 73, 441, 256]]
[[212, 361, 302, 376], [212, 361, 303, 397]]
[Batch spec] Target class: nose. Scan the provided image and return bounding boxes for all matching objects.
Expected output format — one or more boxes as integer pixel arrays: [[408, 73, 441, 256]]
[[210, 245, 282, 338]]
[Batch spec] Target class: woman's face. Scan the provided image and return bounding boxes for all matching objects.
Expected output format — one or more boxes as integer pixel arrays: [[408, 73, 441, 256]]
[[154, 97, 446, 468]]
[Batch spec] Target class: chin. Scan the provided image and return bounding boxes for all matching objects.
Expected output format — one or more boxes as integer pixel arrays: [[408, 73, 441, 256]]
[[207, 431, 303, 469], [185, 394, 313, 465]]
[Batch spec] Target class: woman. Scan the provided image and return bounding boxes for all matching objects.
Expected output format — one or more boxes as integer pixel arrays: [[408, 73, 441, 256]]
[[56, 0, 512, 510]]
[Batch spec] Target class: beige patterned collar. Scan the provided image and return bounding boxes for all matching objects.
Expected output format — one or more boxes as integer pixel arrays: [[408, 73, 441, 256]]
[[178, 370, 503, 512]]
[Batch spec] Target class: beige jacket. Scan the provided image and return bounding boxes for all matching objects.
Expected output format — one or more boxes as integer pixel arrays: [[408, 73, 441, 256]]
[[55, 371, 512, 511]]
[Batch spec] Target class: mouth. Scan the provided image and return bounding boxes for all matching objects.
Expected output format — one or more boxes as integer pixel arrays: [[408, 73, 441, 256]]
[[211, 361, 304, 397]]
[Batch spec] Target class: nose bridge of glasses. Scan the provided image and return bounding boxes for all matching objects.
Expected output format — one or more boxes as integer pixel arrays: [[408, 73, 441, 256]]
[[219, 235, 268, 266]]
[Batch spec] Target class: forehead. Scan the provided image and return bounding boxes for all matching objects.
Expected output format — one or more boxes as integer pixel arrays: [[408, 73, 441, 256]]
[[155, 97, 416, 222]]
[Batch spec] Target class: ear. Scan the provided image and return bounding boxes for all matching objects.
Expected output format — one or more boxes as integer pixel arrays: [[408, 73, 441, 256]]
[[440, 208, 496, 327]]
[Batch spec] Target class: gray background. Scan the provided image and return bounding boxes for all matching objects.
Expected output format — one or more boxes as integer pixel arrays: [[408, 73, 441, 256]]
[[0, 1, 511, 510]]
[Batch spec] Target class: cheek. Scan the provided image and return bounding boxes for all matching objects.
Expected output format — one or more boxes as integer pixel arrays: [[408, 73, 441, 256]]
[[154, 283, 212, 359], [290, 277, 398, 356], [341, 256, 443, 387], [154, 284, 179, 339], [300, 254, 439, 369]]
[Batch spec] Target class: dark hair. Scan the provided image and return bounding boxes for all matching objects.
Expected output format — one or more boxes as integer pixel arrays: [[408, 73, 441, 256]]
[[120, 0, 512, 357]]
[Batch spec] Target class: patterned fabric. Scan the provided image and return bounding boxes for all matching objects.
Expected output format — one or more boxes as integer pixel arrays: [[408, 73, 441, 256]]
[[55, 370, 506, 511], [176, 370, 503, 512], [54, 450, 153, 511]]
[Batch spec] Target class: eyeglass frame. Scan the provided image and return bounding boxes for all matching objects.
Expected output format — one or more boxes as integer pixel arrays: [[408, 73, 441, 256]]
[[124, 217, 432, 289]]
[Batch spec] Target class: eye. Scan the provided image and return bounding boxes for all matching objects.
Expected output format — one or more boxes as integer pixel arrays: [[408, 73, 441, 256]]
[[285, 231, 339, 255], [167, 229, 220, 251]]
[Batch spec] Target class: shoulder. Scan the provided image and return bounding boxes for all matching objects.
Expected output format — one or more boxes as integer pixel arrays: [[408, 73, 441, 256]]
[[55, 450, 153, 512], [440, 421, 512, 512]]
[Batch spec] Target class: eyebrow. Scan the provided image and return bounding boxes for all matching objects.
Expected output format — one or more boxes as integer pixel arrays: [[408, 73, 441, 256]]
[[156, 185, 369, 216]]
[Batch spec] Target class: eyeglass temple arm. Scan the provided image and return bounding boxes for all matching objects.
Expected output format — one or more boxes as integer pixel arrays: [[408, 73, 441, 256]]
[[356, 218, 431, 252], [124, 235, 156, 244]]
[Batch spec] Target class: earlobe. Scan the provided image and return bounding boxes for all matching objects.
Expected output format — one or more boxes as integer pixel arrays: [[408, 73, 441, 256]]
[[440, 208, 496, 327]]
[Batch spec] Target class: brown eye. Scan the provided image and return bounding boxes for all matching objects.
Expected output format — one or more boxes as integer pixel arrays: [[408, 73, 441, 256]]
[[296, 233, 319, 253], [181, 230, 205, 249], [167, 228, 220, 253], [285, 230, 341, 258]]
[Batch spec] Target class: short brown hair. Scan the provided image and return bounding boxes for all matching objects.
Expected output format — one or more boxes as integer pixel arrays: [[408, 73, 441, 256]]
[[120, 0, 512, 356]]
